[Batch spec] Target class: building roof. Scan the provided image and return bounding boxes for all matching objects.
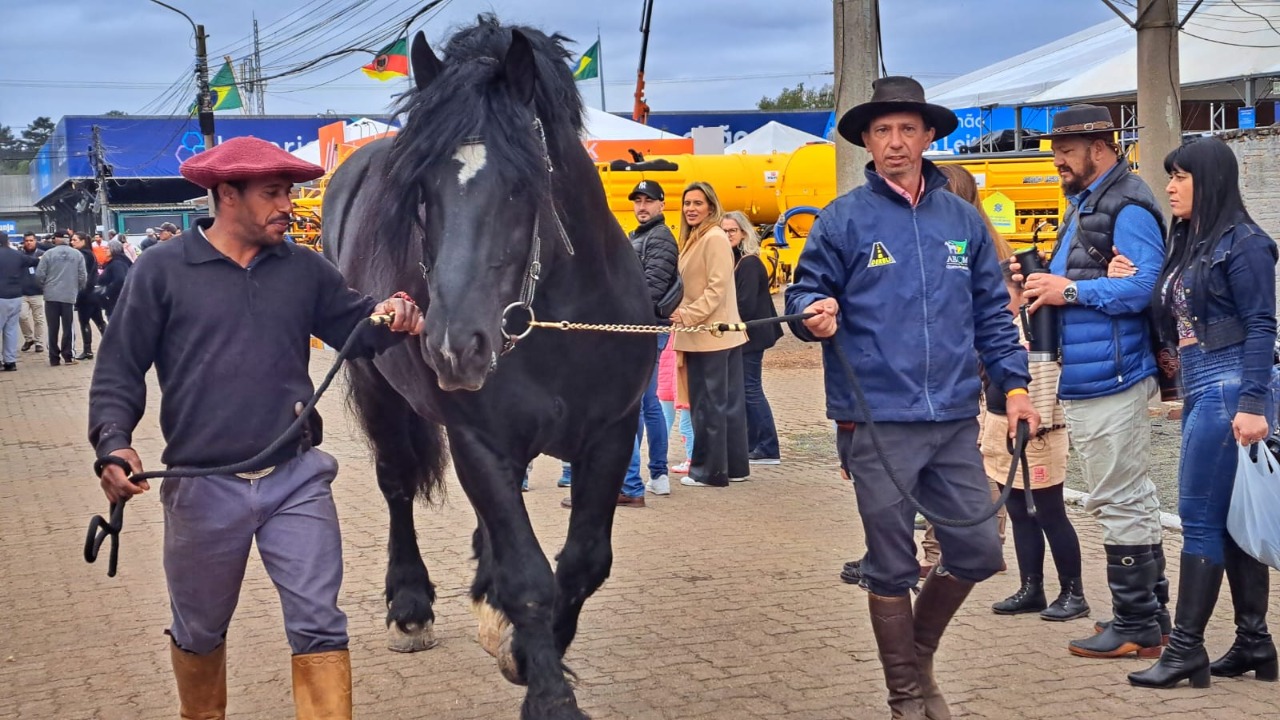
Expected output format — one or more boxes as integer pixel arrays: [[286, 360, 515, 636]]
[[927, 0, 1280, 109]]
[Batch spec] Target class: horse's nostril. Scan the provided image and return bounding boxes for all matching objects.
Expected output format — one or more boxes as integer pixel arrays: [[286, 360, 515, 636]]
[[467, 332, 487, 360]]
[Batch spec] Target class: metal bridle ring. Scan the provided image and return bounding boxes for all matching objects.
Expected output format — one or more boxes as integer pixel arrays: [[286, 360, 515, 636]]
[[500, 302, 536, 342]]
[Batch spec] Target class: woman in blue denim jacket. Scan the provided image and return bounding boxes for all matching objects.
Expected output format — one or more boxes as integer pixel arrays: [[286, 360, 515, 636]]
[[1110, 137, 1279, 689]]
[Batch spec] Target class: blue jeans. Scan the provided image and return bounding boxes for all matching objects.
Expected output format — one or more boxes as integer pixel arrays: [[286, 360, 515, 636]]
[[742, 349, 779, 457], [624, 336, 669, 496], [0, 297, 21, 364], [1178, 344, 1269, 564]]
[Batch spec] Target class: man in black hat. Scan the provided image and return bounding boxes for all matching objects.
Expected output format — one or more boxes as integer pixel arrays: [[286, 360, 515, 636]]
[[786, 76, 1039, 719], [1012, 104, 1169, 660]]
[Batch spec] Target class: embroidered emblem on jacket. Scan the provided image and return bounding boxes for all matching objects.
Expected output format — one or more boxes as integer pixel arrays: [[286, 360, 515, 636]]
[[868, 242, 896, 268], [945, 239, 970, 269]]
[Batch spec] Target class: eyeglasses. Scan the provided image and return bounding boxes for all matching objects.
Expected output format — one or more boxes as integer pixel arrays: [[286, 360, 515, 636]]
[[724, 227, 741, 235]]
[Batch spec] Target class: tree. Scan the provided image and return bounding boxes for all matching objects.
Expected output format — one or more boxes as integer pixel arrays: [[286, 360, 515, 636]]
[[20, 116, 55, 155], [105, 110, 129, 117], [757, 82, 835, 110], [0, 125, 27, 174]]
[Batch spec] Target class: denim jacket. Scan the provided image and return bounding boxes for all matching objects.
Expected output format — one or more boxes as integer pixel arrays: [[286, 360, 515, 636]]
[[1165, 222, 1278, 415]]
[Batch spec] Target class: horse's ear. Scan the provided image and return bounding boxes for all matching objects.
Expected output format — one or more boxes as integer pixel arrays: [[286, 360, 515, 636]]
[[503, 30, 537, 107], [411, 31, 442, 91]]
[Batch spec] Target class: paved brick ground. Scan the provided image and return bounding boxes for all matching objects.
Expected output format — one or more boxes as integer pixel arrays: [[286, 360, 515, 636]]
[[2, 343, 1278, 719]]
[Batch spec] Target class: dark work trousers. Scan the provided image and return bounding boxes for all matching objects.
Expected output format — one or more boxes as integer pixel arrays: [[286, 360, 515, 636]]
[[162, 448, 348, 656], [686, 345, 749, 485], [44, 300, 75, 363], [75, 292, 106, 354], [836, 419, 1003, 596], [742, 349, 780, 458]]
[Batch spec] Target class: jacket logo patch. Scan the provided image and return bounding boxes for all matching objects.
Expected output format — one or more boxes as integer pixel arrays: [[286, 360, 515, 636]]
[[945, 240, 969, 269], [868, 242, 896, 268]]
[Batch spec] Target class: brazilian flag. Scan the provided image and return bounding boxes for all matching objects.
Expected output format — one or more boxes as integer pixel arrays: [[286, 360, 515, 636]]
[[209, 61, 243, 111], [572, 41, 599, 81]]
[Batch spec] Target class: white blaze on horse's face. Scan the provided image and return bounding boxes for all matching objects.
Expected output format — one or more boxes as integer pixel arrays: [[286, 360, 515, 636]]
[[453, 142, 487, 187]]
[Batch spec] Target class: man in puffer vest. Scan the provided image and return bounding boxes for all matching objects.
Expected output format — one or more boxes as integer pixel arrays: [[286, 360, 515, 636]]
[[1017, 104, 1170, 660], [787, 76, 1040, 720]]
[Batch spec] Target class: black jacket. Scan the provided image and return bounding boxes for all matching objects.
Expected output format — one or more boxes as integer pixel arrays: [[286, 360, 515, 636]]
[[734, 249, 782, 353], [18, 247, 42, 296], [99, 255, 133, 311], [0, 245, 26, 299], [629, 214, 679, 315]]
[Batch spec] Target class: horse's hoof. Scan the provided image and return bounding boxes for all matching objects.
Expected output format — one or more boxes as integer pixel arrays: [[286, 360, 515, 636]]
[[387, 621, 438, 653], [471, 599, 511, 658], [497, 624, 526, 686]]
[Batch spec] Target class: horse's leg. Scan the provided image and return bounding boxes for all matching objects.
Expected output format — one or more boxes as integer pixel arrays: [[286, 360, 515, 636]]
[[552, 418, 634, 657], [469, 518, 510, 657], [347, 361, 448, 652], [449, 427, 589, 720]]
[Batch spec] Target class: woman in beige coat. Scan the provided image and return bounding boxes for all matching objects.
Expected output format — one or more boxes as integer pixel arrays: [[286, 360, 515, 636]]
[[671, 182, 749, 487]]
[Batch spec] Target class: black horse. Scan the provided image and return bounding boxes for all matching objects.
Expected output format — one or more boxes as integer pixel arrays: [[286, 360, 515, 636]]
[[322, 15, 653, 720]]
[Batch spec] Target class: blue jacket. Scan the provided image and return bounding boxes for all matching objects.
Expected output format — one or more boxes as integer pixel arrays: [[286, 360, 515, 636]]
[[785, 162, 1030, 423], [1049, 184, 1165, 400]]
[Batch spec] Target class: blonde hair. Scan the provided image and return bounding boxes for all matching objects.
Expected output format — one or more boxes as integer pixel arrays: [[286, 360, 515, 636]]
[[938, 164, 1014, 262], [721, 210, 760, 256], [678, 181, 726, 246]]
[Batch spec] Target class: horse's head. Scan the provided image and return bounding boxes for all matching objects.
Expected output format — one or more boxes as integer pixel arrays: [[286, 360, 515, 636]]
[[383, 18, 582, 392]]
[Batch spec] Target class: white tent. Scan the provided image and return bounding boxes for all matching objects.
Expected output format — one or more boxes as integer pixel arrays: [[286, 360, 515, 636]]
[[290, 117, 398, 166], [581, 107, 680, 140], [927, 0, 1280, 109], [723, 121, 829, 154]]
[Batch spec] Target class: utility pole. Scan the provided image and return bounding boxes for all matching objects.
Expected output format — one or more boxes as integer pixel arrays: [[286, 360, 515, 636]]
[[90, 125, 112, 234], [148, 1, 216, 210], [1135, 0, 1179, 216], [833, 0, 879, 194], [253, 16, 266, 114]]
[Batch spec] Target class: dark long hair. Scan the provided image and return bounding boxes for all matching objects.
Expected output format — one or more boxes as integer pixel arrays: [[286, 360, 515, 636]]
[[1154, 137, 1252, 311]]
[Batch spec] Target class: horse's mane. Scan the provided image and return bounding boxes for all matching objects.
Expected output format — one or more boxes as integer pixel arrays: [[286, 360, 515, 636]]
[[374, 14, 584, 259]]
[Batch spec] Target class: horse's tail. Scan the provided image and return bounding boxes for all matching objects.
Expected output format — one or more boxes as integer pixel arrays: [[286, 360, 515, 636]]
[[344, 358, 449, 504]]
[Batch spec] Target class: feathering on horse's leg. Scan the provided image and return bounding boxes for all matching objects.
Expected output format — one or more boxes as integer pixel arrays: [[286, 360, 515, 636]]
[[346, 360, 445, 652], [552, 416, 635, 656]]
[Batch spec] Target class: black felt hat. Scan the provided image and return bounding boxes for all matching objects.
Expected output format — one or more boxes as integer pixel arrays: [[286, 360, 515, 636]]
[[837, 76, 959, 147], [1040, 104, 1138, 138]]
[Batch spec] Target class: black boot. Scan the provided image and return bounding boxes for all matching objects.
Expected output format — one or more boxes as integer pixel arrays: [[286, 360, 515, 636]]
[[868, 593, 926, 719], [1210, 538, 1278, 680], [991, 575, 1046, 615], [1069, 545, 1163, 658], [1040, 577, 1090, 622], [914, 568, 974, 720], [1129, 554, 1224, 688], [1152, 542, 1173, 643]]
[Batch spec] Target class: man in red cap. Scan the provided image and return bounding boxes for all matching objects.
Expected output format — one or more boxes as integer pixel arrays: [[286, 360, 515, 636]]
[[88, 136, 424, 720]]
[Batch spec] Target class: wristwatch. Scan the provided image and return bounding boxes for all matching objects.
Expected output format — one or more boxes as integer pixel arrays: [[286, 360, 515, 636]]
[[1062, 282, 1079, 305]]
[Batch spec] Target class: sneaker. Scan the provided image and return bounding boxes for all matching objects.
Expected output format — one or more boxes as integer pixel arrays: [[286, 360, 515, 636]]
[[1, 362, 15, 372], [20, 341, 33, 352], [748, 451, 781, 465], [647, 475, 671, 496], [521, 477, 529, 492], [75, 351, 93, 360], [680, 476, 726, 488], [672, 461, 690, 474], [729, 476, 749, 483], [556, 475, 571, 488]]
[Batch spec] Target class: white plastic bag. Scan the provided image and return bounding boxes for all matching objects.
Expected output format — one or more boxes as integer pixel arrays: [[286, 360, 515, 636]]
[[1228, 442, 1280, 571]]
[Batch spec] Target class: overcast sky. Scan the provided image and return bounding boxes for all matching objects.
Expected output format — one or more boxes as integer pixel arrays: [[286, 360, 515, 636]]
[[0, 0, 1121, 130]]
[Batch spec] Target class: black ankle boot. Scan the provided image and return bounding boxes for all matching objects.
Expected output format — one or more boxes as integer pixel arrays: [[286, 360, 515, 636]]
[[992, 575, 1046, 615], [1211, 539, 1278, 681], [1041, 577, 1089, 622], [1070, 545, 1163, 658], [1129, 554, 1225, 689]]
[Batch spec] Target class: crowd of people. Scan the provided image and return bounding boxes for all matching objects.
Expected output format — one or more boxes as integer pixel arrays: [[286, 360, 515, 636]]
[[0, 223, 175, 370]]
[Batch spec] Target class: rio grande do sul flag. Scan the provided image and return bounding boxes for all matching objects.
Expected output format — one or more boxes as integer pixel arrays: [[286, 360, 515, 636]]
[[362, 38, 409, 81]]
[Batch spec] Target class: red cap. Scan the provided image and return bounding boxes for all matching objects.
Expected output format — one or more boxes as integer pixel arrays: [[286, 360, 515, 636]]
[[179, 136, 324, 189]]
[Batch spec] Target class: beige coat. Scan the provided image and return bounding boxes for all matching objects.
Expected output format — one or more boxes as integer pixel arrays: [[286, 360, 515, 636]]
[[672, 224, 744, 354]]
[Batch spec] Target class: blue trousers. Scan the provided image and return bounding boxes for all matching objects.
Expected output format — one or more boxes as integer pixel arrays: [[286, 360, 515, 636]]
[[837, 419, 1003, 596], [623, 336, 670, 496], [162, 448, 348, 655], [0, 297, 21, 364], [742, 349, 779, 457], [1178, 344, 1271, 564]]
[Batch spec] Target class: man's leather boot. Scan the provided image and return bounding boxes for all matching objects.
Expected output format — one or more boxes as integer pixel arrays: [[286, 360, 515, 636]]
[[868, 593, 926, 719], [914, 568, 974, 720], [1129, 554, 1224, 688], [170, 641, 227, 720], [1069, 545, 1163, 658], [292, 649, 353, 719], [1211, 538, 1278, 680], [1094, 542, 1172, 643]]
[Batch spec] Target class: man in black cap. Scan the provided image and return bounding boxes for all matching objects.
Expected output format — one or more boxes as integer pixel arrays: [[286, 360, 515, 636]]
[[1011, 104, 1169, 660], [786, 76, 1039, 719]]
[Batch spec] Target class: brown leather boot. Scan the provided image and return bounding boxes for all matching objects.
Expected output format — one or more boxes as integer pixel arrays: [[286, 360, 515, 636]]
[[913, 569, 975, 720], [292, 649, 352, 719], [868, 593, 926, 719], [170, 641, 227, 720]]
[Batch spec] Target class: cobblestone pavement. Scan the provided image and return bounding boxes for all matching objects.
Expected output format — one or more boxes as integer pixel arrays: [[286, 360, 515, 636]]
[[2, 339, 1278, 720]]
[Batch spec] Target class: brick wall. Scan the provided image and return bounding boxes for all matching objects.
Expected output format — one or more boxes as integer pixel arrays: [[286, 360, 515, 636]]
[[1220, 127, 1280, 238]]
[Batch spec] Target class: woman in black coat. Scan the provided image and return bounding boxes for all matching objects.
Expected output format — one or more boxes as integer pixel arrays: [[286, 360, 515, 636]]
[[98, 239, 132, 318], [721, 210, 783, 464], [69, 232, 106, 359]]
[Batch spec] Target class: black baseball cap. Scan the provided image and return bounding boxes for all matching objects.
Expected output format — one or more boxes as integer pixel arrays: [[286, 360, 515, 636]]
[[628, 180, 664, 201]]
